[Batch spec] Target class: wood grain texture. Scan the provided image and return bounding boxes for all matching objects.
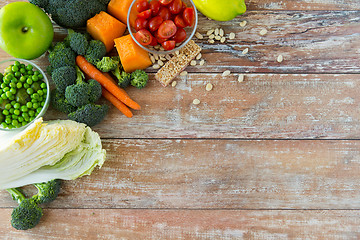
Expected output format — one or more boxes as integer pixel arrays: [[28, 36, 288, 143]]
[[45, 73, 360, 139], [1, 209, 360, 240], [1, 139, 360, 209]]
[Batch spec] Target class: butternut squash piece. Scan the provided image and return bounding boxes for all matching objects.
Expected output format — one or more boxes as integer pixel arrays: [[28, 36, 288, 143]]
[[107, 0, 138, 28], [114, 35, 152, 73], [87, 11, 126, 52]]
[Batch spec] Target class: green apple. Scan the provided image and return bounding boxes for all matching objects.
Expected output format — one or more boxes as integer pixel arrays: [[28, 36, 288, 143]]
[[0, 2, 54, 60]]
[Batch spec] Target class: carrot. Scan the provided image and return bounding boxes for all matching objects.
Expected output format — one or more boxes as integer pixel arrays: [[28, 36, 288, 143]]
[[102, 88, 133, 118], [76, 55, 141, 110]]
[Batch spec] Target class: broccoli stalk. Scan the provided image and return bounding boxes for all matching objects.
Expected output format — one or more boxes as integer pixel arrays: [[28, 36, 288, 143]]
[[7, 188, 43, 230], [131, 69, 149, 89], [112, 64, 131, 88], [68, 103, 109, 127], [32, 179, 62, 204], [96, 56, 120, 72]]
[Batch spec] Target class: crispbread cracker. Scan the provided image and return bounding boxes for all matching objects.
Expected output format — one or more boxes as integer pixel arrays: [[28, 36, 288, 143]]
[[155, 40, 202, 87]]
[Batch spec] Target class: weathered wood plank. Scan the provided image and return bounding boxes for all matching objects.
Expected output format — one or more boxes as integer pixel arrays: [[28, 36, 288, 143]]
[[2, 139, 360, 209], [45, 73, 360, 139], [1, 209, 360, 239]]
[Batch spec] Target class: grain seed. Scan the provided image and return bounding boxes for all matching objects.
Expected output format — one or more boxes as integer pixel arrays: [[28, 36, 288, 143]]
[[214, 28, 220, 36], [208, 39, 215, 44], [242, 48, 249, 55], [238, 74, 245, 83], [154, 45, 161, 50], [240, 20, 247, 27], [220, 37, 226, 43], [215, 35, 221, 40], [150, 55, 156, 63], [190, 60, 197, 66], [199, 59, 205, 66], [165, 54, 172, 60], [206, 29, 214, 35], [159, 55, 166, 61], [193, 99, 200, 105], [154, 54, 159, 60], [152, 64, 160, 69], [180, 71, 188, 76], [219, 28, 224, 37], [209, 34, 215, 39], [196, 53, 202, 60], [229, 32, 236, 40], [171, 81, 177, 87], [277, 55, 284, 63], [158, 60, 164, 66], [259, 29, 268, 36], [206, 83, 213, 91], [160, 46, 165, 51], [222, 70, 231, 77], [195, 32, 204, 39]]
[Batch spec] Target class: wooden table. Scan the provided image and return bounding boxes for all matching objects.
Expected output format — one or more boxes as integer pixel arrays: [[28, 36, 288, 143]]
[[1, 0, 360, 239]]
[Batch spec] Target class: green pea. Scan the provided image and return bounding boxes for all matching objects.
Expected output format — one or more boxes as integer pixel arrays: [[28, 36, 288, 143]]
[[23, 83, 30, 89], [26, 102, 32, 108], [12, 65, 19, 72], [5, 91, 13, 98], [33, 102, 39, 109], [5, 118, 11, 124], [3, 87, 9, 92], [14, 72, 21, 78], [20, 68, 26, 74], [1, 93, 7, 100], [32, 93, 39, 99], [2, 109, 9, 115], [1, 122, 7, 128], [27, 88, 34, 95], [27, 70, 34, 75], [1, 83, 6, 89], [26, 64, 33, 70], [19, 76, 26, 82], [5, 103, 11, 110], [10, 88, 16, 95], [12, 115, 18, 120], [38, 74, 44, 80], [14, 109, 20, 115], [12, 119, 19, 126], [18, 116, 24, 122], [37, 90, 44, 96], [5, 73, 13, 81], [32, 75, 39, 82], [14, 61, 20, 66], [8, 95, 15, 101], [9, 108, 14, 114], [16, 82, 22, 89], [28, 110, 35, 117], [14, 103, 20, 109], [21, 105, 28, 112], [26, 78, 33, 85]]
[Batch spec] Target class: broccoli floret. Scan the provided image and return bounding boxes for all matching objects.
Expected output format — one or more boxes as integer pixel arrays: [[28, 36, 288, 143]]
[[48, 46, 76, 70], [51, 66, 77, 93], [7, 188, 43, 230], [130, 69, 149, 89], [96, 56, 120, 72], [29, 0, 48, 9], [85, 40, 106, 65], [68, 103, 108, 127], [51, 89, 77, 114], [88, 79, 102, 103], [111, 64, 131, 88], [66, 29, 89, 56], [65, 67, 91, 107], [32, 179, 61, 205]]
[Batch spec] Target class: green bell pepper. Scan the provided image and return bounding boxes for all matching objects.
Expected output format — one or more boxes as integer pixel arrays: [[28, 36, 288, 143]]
[[192, 0, 246, 21]]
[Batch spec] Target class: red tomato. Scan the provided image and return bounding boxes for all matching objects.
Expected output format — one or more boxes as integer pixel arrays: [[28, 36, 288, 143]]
[[158, 7, 172, 21], [183, 7, 195, 26], [149, 36, 158, 46], [148, 16, 164, 32], [174, 14, 187, 28], [149, 0, 161, 16], [181, 1, 186, 11], [169, 0, 182, 14], [171, 28, 186, 43], [154, 31, 168, 43], [136, 0, 150, 12], [137, 9, 152, 19], [158, 20, 177, 39], [134, 18, 148, 31], [161, 40, 176, 51], [159, 0, 174, 5], [135, 29, 154, 45]]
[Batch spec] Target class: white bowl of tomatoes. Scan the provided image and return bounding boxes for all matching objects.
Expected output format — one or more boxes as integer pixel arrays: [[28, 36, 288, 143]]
[[128, 0, 198, 54]]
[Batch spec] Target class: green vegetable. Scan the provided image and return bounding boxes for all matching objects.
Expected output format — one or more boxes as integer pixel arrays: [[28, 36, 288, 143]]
[[85, 40, 106, 65], [96, 56, 120, 72], [51, 89, 77, 114], [68, 103, 108, 127], [29, 0, 108, 29], [192, 0, 246, 21], [130, 69, 149, 89], [0, 118, 106, 189], [66, 29, 89, 56], [65, 67, 102, 107], [7, 188, 43, 230], [51, 66, 77, 93], [32, 179, 61, 204], [48, 44, 76, 70]]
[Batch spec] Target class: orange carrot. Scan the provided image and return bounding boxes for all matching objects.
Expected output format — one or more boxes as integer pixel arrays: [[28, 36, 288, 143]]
[[76, 55, 141, 110], [102, 88, 133, 118], [103, 72, 129, 98]]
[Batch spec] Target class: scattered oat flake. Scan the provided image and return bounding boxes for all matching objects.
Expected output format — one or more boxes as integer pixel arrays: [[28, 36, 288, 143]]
[[196, 53, 202, 60], [206, 29, 214, 35], [209, 34, 215, 39], [240, 20, 247, 27], [222, 70, 231, 77], [180, 71, 188, 76], [219, 29, 224, 37], [220, 37, 226, 43], [152, 64, 160, 69], [150, 55, 156, 63], [195, 32, 204, 39], [242, 48, 249, 55], [208, 39, 215, 44], [229, 32, 235, 40], [277, 55, 284, 63], [172, 81, 177, 87], [215, 35, 221, 40], [238, 74, 245, 82], [199, 59, 205, 66], [193, 99, 200, 105], [158, 60, 164, 66], [206, 83, 213, 91], [214, 28, 220, 36], [190, 60, 197, 66], [260, 29, 268, 36]]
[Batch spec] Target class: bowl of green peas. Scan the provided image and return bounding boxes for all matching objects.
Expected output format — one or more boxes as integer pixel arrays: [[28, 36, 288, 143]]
[[0, 59, 50, 131]]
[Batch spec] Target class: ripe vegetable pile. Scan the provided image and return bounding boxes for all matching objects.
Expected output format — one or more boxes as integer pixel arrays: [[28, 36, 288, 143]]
[[0, 61, 47, 129]]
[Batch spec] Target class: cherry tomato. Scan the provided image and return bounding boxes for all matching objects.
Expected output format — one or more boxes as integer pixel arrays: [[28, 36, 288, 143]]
[[171, 28, 186, 43], [174, 14, 187, 28], [159, 0, 174, 5], [169, 0, 182, 14], [148, 16, 163, 32], [149, 37, 158, 46], [149, 0, 161, 16], [158, 20, 177, 39], [154, 31, 168, 43], [136, 0, 150, 12], [137, 9, 152, 19], [161, 40, 176, 51], [134, 18, 149, 31], [158, 7, 172, 21], [181, 1, 186, 11], [135, 29, 154, 45], [183, 7, 195, 26]]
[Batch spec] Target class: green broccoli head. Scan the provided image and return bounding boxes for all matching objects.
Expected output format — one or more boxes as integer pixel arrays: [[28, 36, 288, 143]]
[[51, 89, 78, 114], [96, 56, 120, 72], [130, 69, 149, 89], [65, 67, 91, 108], [68, 103, 108, 127], [111, 64, 131, 88], [7, 188, 43, 230], [51, 66, 77, 93], [88, 79, 102, 103], [67, 29, 89, 56], [85, 40, 107, 65], [29, 0, 49, 9], [32, 179, 62, 204], [48, 47, 76, 70]]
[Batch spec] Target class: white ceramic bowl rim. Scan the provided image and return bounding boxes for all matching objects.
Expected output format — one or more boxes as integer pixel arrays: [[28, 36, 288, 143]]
[[0, 58, 50, 132], [127, 0, 198, 55]]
